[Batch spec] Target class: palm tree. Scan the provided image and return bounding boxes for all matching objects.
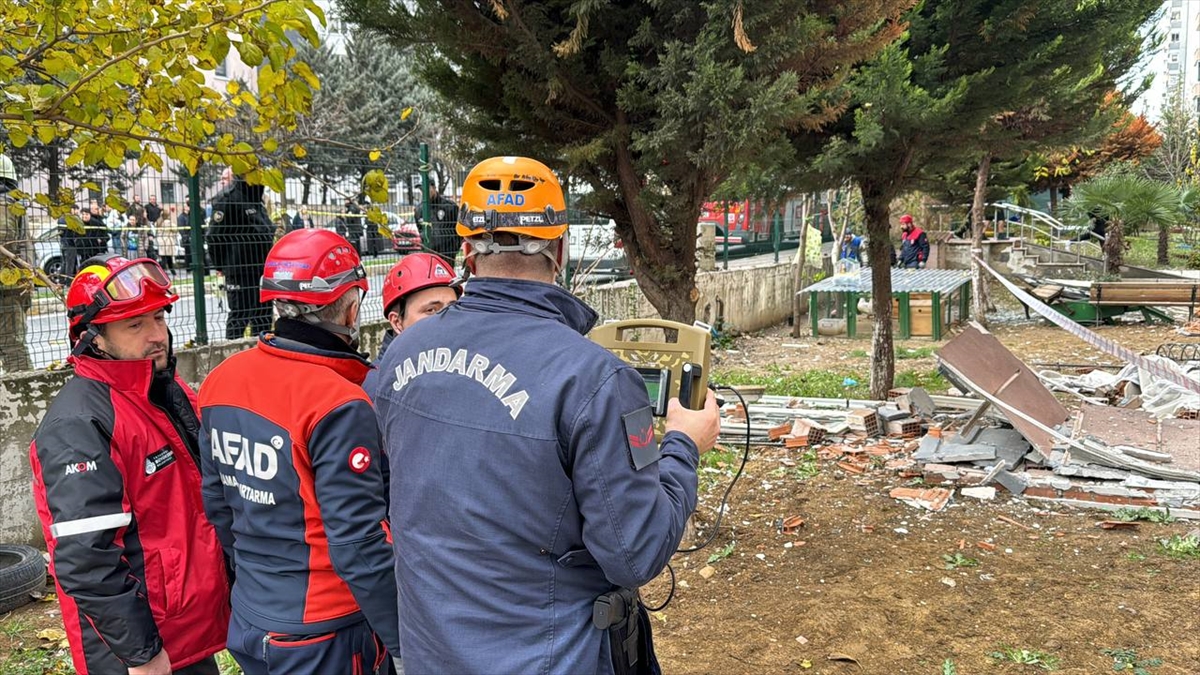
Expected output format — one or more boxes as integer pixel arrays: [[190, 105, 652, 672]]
[[1060, 173, 1181, 273]]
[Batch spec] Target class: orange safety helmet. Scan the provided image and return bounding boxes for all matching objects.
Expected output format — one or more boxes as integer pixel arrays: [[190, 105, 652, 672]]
[[455, 156, 569, 240], [381, 253, 461, 316], [260, 229, 368, 308], [66, 254, 178, 354]]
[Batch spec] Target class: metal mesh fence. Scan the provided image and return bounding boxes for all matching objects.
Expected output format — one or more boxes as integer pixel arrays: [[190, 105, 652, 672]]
[[0, 144, 476, 372]]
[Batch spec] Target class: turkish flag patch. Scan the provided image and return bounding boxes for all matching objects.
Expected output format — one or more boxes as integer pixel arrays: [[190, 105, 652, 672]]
[[348, 447, 372, 474], [622, 406, 661, 471]]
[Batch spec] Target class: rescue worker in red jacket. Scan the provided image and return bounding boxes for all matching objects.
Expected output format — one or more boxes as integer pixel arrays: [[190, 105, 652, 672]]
[[29, 254, 230, 675], [362, 252, 461, 397], [198, 229, 400, 675]]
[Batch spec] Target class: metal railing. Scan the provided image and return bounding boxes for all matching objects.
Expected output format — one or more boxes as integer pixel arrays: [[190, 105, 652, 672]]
[[988, 202, 1104, 259]]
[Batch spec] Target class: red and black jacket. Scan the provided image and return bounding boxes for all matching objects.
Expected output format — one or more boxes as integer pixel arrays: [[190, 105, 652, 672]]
[[198, 320, 400, 656], [29, 354, 230, 675]]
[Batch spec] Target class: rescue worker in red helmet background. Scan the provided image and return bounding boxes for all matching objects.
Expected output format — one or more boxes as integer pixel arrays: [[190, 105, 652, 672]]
[[373, 156, 720, 675], [197, 229, 400, 675], [29, 254, 231, 675], [361, 252, 461, 398]]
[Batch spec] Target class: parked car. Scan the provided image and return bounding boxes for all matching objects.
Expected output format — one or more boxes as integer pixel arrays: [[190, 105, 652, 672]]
[[564, 218, 629, 283], [387, 212, 424, 253], [33, 229, 64, 281]]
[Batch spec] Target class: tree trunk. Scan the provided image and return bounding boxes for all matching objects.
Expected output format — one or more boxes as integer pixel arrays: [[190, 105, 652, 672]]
[[1048, 186, 1058, 214], [1157, 222, 1170, 266], [970, 152, 992, 326], [1104, 219, 1125, 273], [611, 117, 701, 324], [301, 175, 312, 205], [792, 194, 811, 338], [861, 181, 895, 400]]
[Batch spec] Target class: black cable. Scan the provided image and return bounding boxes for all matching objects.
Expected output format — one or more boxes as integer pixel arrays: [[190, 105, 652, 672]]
[[676, 384, 751, 554], [643, 563, 674, 612], [644, 385, 753, 613]]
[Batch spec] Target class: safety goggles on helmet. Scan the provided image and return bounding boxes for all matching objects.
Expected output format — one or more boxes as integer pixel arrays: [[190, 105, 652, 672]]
[[69, 259, 173, 326], [260, 264, 367, 296]]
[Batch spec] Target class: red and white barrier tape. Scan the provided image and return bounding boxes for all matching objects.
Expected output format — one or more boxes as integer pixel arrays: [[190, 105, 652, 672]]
[[972, 255, 1200, 395]]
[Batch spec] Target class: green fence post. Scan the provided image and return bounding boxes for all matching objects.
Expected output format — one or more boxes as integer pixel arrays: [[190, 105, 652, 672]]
[[773, 210, 781, 263], [899, 292, 911, 340], [188, 172, 207, 345], [722, 201, 730, 270], [810, 291, 819, 338], [419, 143, 431, 245], [931, 291, 943, 341], [846, 291, 857, 338]]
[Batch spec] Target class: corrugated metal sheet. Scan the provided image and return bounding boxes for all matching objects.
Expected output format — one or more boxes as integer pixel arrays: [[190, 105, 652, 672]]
[[802, 268, 970, 294]]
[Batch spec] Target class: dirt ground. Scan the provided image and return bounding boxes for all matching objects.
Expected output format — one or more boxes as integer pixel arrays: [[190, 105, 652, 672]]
[[648, 317, 1200, 675], [3, 313, 1198, 674]]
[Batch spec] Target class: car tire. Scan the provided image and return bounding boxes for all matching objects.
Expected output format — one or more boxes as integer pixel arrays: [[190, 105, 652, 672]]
[[43, 256, 62, 278], [0, 544, 47, 614]]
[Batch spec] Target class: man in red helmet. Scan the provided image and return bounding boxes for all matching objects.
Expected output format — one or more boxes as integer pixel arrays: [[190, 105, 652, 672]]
[[362, 252, 461, 397], [29, 254, 230, 675], [198, 229, 400, 675], [898, 214, 929, 269]]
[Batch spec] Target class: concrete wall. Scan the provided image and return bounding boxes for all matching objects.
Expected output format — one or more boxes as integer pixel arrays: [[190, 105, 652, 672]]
[[578, 260, 795, 331], [1, 262, 794, 547], [937, 239, 1015, 274]]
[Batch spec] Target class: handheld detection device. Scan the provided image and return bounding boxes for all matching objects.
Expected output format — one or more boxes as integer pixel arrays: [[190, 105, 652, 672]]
[[589, 319, 712, 417]]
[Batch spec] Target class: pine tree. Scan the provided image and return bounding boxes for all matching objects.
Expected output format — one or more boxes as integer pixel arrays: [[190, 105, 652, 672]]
[[339, 0, 910, 323]]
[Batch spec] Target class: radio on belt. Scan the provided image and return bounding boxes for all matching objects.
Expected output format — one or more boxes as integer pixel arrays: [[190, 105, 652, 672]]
[[589, 319, 711, 417]]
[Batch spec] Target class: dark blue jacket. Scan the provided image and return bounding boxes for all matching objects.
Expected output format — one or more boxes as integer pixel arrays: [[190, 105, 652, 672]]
[[899, 227, 930, 267], [362, 328, 396, 398], [373, 277, 700, 675]]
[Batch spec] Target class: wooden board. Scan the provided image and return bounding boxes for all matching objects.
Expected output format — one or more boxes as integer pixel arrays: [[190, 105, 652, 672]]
[[937, 323, 1070, 457], [1090, 282, 1200, 306]]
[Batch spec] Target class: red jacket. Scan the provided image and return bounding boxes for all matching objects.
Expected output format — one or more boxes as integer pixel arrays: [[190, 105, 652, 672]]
[[198, 327, 400, 655], [29, 354, 230, 675]]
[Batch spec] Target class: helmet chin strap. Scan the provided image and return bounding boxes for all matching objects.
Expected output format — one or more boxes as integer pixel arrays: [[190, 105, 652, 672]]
[[278, 292, 363, 349]]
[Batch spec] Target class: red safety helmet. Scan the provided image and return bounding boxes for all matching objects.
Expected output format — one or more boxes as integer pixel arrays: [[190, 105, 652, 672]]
[[260, 229, 367, 308], [899, 214, 914, 225], [381, 253, 461, 316], [67, 255, 177, 350]]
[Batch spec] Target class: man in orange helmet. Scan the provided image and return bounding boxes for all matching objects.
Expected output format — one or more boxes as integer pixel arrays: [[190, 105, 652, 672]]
[[198, 229, 399, 675], [362, 252, 460, 397], [30, 254, 230, 675], [374, 156, 720, 675]]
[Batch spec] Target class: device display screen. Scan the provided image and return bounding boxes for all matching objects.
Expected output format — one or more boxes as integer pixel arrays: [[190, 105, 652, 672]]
[[635, 367, 671, 417]]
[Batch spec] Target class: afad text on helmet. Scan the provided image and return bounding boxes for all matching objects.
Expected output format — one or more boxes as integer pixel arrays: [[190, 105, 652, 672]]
[[486, 193, 526, 207], [392, 347, 529, 420]]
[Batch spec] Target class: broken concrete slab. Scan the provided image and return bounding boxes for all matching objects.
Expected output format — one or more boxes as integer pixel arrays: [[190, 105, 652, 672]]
[[908, 387, 937, 417], [961, 486, 997, 501], [995, 470, 1029, 495], [1112, 445, 1173, 464], [914, 442, 997, 464], [914, 434, 941, 459], [1054, 464, 1134, 481], [877, 406, 909, 422]]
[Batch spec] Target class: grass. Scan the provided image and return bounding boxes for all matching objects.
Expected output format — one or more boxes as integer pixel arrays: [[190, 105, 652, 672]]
[[1124, 233, 1198, 270], [942, 553, 979, 570], [1102, 648, 1163, 674], [217, 650, 243, 675], [698, 446, 741, 491], [897, 345, 937, 360], [0, 616, 72, 675], [1111, 507, 1175, 524], [706, 540, 736, 565], [768, 449, 821, 482], [1156, 534, 1200, 560], [716, 364, 949, 399], [941, 660, 958, 675], [989, 646, 1060, 671]]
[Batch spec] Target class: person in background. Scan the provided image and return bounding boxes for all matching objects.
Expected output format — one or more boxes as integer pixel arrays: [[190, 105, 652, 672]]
[[897, 214, 929, 269], [361, 252, 461, 397], [30, 254, 230, 674], [206, 175, 275, 339], [159, 206, 179, 274], [0, 153, 32, 372], [58, 206, 83, 279], [839, 231, 863, 262]]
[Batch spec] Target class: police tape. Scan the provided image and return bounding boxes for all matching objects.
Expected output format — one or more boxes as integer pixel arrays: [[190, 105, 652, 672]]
[[973, 254, 1200, 395]]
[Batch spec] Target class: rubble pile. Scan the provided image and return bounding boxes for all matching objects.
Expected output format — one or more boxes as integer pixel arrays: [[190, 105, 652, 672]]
[[718, 324, 1200, 518]]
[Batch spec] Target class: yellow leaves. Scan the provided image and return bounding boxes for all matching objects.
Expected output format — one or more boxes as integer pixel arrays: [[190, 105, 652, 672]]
[[226, 80, 241, 96], [401, 107, 413, 121], [262, 138, 279, 153], [292, 144, 307, 159], [0, 267, 21, 287], [363, 170, 389, 204], [292, 61, 320, 91], [369, 149, 382, 162], [36, 125, 57, 144], [8, 128, 28, 148]]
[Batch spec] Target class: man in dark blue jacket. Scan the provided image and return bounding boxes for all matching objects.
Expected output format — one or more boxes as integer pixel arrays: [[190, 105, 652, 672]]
[[898, 214, 929, 268], [374, 156, 720, 675]]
